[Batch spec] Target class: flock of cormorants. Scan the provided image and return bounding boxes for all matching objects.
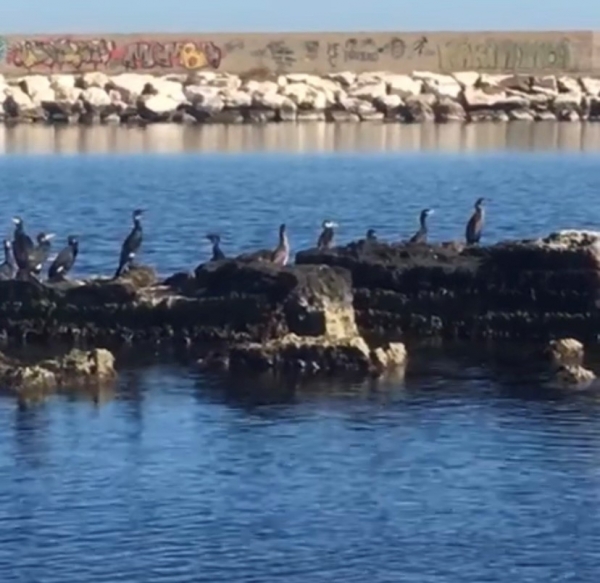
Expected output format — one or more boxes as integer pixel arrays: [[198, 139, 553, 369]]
[[0, 198, 485, 282]]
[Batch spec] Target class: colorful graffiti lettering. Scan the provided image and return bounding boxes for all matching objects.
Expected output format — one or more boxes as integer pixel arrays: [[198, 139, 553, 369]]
[[110, 40, 222, 70], [439, 39, 573, 71], [6, 38, 115, 71]]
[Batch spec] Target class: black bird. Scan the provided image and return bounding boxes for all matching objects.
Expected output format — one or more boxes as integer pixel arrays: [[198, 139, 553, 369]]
[[115, 209, 144, 278], [48, 235, 79, 281], [271, 223, 289, 266], [465, 198, 485, 245], [0, 240, 15, 280], [409, 208, 434, 244], [366, 228, 377, 241], [206, 233, 225, 261], [317, 220, 338, 250], [12, 216, 34, 270], [27, 232, 55, 276]]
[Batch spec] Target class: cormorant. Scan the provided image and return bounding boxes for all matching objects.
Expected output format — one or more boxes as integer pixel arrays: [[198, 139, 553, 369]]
[[409, 208, 434, 244], [317, 220, 338, 250], [271, 223, 289, 266], [114, 209, 144, 278], [48, 235, 79, 281], [26, 232, 55, 276], [12, 216, 34, 271], [365, 229, 377, 242], [0, 240, 15, 280], [465, 197, 485, 245], [206, 233, 225, 261]]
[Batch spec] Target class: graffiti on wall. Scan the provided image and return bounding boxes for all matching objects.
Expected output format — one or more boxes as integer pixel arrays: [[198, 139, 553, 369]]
[[326, 36, 435, 68], [6, 38, 116, 71], [249, 36, 437, 73], [4, 37, 223, 72], [111, 40, 222, 70], [438, 38, 573, 71]]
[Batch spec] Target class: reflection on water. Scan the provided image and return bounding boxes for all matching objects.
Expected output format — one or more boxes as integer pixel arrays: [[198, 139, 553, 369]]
[[3, 122, 600, 155]]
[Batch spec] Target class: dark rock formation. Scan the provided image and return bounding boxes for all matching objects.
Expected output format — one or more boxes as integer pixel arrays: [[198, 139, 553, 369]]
[[295, 230, 600, 342], [1, 347, 117, 395]]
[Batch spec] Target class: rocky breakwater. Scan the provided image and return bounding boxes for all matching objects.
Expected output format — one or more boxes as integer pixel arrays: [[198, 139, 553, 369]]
[[3, 70, 600, 125], [295, 230, 600, 342], [0, 261, 406, 377]]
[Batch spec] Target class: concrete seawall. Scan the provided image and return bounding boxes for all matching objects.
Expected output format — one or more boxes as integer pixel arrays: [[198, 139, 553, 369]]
[[0, 31, 599, 76]]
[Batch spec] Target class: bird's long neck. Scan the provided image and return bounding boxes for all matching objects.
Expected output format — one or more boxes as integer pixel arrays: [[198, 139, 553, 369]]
[[71, 242, 79, 257], [420, 214, 427, 231], [4, 246, 12, 264], [212, 240, 221, 258], [133, 218, 142, 231]]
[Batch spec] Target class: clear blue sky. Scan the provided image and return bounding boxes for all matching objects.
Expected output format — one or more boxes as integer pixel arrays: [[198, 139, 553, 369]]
[[2, 1, 599, 33]]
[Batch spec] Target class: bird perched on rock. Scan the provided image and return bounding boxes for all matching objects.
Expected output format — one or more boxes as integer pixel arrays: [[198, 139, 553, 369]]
[[27, 232, 55, 277], [465, 197, 485, 245], [366, 228, 377, 242], [12, 216, 34, 271], [48, 235, 79, 282], [206, 233, 225, 261], [115, 209, 144, 278], [317, 220, 338, 250], [0, 240, 15, 280], [271, 223, 289, 266], [409, 208, 434, 244]]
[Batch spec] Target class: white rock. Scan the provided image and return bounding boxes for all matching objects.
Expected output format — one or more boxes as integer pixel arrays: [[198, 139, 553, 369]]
[[579, 77, 600, 96], [375, 94, 403, 110], [110, 73, 154, 97], [348, 82, 387, 101], [184, 85, 220, 103], [82, 87, 112, 108], [508, 109, 535, 121], [30, 87, 57, 106], [243, 80, 279, 96], [276, 75, 288, 88], [557, 76, 581, 94], [385, 74, 422, 97], [221, 89, 252, 108], [325, 71, 356, 87], [462, 87, 529, 109], [149, 79, 186, 103], [413, 71, 462, 98], [50, 74, 76, 91], [54, 86, 82, 103], [281, 83, 329, 109], [4, 86, 36, 111], [18, 74, 51, 97], [554, 92, 582, 108], [192, 72, 218, 84], [355, 72, 387, 85], [204, 74, 241, 91], [452, 71, 481, 87], [142, 95, 180, 115], [195, 95, 224, 115], [254, 92, 296, 110], [82, 72, 110, 88]]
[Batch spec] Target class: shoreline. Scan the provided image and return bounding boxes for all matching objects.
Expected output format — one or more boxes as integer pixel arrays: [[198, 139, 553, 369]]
[[2, 70, 599, 127]]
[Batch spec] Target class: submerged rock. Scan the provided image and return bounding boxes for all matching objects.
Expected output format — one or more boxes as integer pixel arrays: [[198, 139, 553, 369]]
[[0, 347, 117, 394]]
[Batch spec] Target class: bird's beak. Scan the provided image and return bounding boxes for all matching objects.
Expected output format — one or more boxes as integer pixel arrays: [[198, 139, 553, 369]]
[[331, 222, 339, 227]]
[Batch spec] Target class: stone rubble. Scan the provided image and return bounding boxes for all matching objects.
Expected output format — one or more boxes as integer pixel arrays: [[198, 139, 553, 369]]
[[3, 71, 600, 124]]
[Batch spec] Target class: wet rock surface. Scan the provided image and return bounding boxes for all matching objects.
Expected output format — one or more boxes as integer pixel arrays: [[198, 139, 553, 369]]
[[4, 231, 600, 377], [0, 347, 117, 395], [295, 230, 600, 342]]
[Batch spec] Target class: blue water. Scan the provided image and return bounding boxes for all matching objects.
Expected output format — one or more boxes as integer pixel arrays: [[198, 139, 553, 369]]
[[1, 126, 600, 582]]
